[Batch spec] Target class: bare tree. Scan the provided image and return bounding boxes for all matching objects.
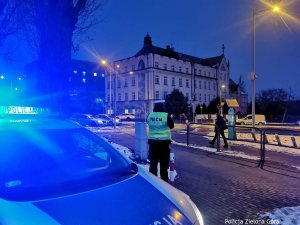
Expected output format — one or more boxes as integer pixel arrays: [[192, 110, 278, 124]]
[[1, 0, 107, 111]]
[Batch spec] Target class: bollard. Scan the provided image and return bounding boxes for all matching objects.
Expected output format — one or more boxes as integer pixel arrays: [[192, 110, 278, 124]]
[[274, 133, 282, 146], [291, 136, 298, 148], [169, 152, 175, 185], [135, 122, 148, 160]]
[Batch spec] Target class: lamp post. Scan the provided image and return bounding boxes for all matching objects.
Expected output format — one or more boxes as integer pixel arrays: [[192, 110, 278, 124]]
[[101, 60, 120, 128], [219, 84, 225, 116], [251, 5, 280, 128], [101, 60, 112, 116], [113, 64, 120, 129]]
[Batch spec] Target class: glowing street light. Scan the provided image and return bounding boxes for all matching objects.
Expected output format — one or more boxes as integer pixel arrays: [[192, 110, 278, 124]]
[[251, 4, 281, 128]]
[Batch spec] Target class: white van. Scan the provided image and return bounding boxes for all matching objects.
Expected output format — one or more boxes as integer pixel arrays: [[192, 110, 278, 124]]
[[236, 114, 266, 126]]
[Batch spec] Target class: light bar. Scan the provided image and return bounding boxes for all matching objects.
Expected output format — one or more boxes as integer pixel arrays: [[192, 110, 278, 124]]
[[0, 106, 50, 115]]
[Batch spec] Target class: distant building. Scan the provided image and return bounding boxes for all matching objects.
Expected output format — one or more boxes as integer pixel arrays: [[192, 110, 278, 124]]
[[109, 34, 231, 119], [228, 78, 248, 114], [69, 60, 106, 113], [25, 59, 106, 113]]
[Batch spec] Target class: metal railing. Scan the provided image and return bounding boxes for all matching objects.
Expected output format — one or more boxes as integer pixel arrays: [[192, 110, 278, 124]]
[[185, 122, 300, 169]]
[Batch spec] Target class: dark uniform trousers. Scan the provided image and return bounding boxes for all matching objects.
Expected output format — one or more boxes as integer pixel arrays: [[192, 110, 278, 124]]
[[148, 140, 171, 182]]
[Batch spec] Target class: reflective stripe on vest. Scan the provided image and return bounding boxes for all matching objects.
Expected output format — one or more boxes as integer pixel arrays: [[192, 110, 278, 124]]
[[147, 112, 171, 140]]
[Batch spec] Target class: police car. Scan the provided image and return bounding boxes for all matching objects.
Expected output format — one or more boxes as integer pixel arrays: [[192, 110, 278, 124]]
[[0, 106, 204, 225]]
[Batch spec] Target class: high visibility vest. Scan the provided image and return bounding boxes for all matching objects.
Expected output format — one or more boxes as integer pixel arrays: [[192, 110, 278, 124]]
[[147, 112, 171, 140]]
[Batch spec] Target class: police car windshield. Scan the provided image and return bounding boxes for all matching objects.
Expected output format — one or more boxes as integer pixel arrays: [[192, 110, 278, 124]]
[[0, 127, 135, 201]]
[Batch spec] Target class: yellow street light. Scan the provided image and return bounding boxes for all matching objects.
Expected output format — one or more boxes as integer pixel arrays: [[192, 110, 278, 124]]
[[273, 5, 280, 12]]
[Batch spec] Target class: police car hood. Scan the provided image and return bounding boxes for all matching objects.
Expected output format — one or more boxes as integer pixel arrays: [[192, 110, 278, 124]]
[[0, 168, 200, 225]]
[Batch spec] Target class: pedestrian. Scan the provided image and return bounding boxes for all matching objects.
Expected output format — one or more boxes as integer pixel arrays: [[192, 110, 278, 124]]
[[147, 103, 174, 182], [209, 112, 228, 148], [180, 113, 186, 123]]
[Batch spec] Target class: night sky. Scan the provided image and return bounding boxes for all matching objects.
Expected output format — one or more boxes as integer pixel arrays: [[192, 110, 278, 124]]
[[1, 0, 299, 99], [74, 0, 300, 99]]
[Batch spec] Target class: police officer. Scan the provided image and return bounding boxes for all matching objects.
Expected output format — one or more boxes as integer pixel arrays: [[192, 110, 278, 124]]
[[147, 103, 174, 182]]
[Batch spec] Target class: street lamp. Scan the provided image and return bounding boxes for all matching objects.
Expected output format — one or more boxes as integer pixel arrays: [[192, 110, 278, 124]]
[[251, 4, 280, 128], [219, 84, 225, 116], [101, 60, 120, 128], [113, 64, 120, 129], [101, 60, 112, 115]]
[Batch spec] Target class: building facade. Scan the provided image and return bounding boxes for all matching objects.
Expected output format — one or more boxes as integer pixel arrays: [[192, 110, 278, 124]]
[[69, 60, 106, 113], [108, 34, 232, 119]]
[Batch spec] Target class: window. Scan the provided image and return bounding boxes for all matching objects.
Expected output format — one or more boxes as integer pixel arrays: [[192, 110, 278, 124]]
[[186, 79, 189, 88], [204, 81, 206, 90], [155, 91, 160, 100], [155, 62, 159, 68], [132, 92, 136, 100], [204, 71, 206, 76], [186, 68, 189, 73], [125, 93, 128, 101], [208, 82, 211, 90], [155, 75, 159, 84], [117, 79, 121, 88], [131, 77, 136, 86], [118, 93, 121, 101], [172, 77, 175, 86], [213, 82, 216, 90], [186, 93, 189, 100], [199, 94, 202, 102], [208, 94, 211, 102], [163, 91, 168, 100], [163, 64, 167, 70], [171, 65, 175, 71], [199, 69, 202, 75], [194, 68, 197, 74], [124, 78, 128, 87], [179, 78, 182, 87], [179, 66, 182, 72], [164, 76, 168, 85], [204, 94, 207, 102], [199, 80, 202, 89]]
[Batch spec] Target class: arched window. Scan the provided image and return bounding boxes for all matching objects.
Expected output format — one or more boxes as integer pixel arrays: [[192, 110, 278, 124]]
[[138, 60, 145, 70]]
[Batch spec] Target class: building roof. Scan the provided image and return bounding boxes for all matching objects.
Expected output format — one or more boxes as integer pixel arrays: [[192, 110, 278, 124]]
[[134, 34, 224, 67]]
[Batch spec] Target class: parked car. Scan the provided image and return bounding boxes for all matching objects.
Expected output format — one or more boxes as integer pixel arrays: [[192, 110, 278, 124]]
[[70, 114, 110, 127], [0, 105, 204, 225], [117, 113, 135, 121], [94, 114, 122, 126], [236, 114, 266, 126]]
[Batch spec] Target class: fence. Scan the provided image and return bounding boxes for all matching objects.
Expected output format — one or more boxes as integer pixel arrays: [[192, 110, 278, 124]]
[[185, 122, 300, 169]]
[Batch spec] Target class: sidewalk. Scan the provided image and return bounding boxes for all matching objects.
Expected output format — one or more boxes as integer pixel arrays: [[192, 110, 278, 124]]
[[92, 126, 300, 225]]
